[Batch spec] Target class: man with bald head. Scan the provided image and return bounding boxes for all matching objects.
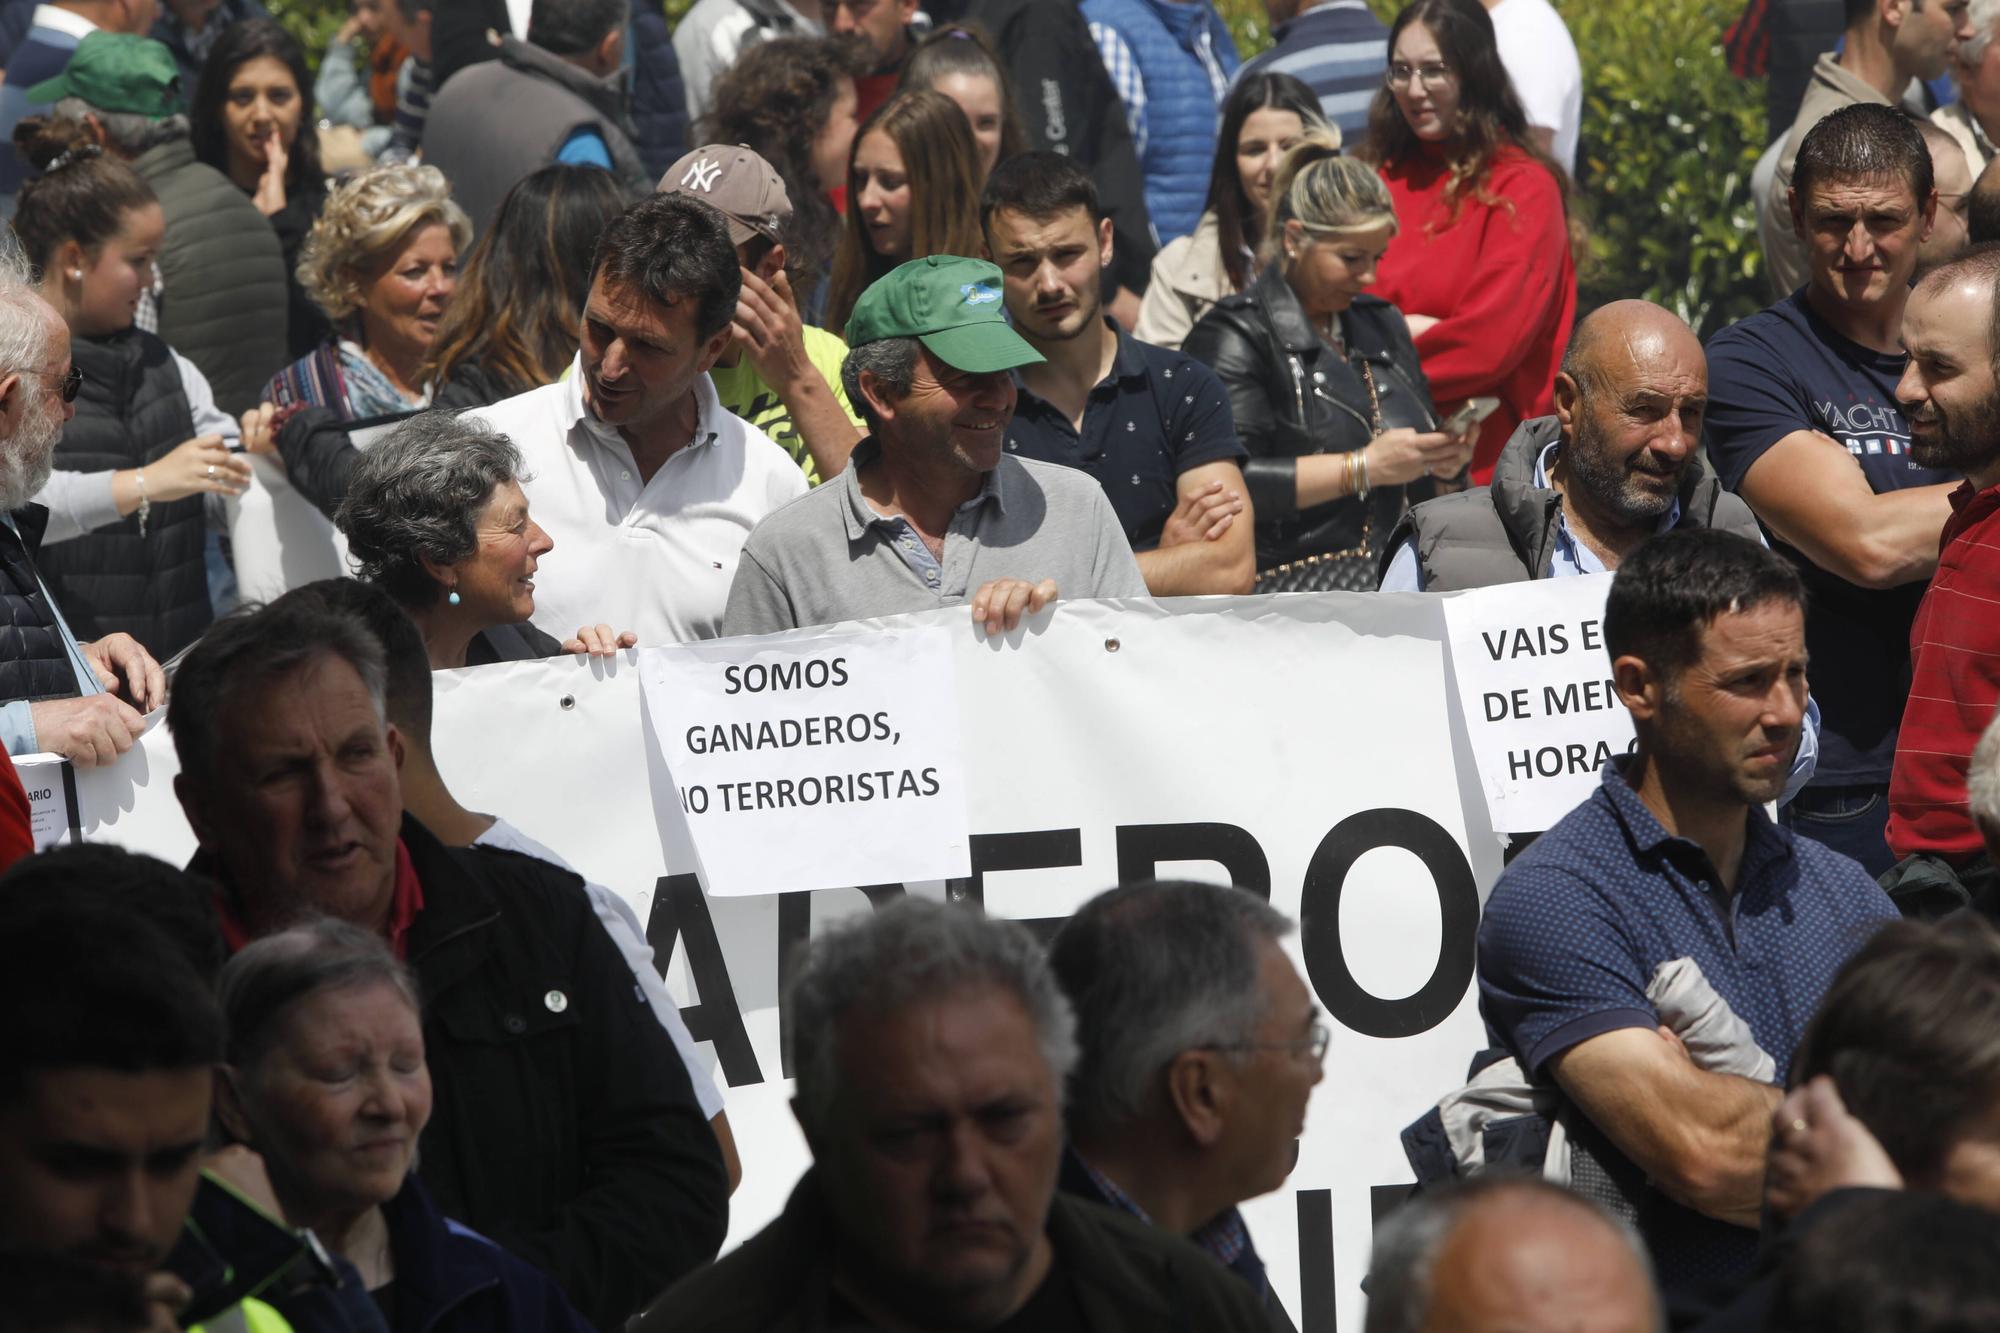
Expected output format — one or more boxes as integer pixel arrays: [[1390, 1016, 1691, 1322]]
[[1364, 1176, 1663, 1333], [1380, 299, 1764, 593], [1882, 247, 2000, 906]]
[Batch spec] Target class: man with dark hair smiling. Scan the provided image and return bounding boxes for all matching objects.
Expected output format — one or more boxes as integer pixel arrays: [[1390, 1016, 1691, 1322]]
[[1707, 102, 1962, 876], [720, 254, 1147, 636], [465, 192, 807, 644], [1882, 245, 2000, 905], [981, 151, 1253, 596], [1477, 528, 1896, 1296]]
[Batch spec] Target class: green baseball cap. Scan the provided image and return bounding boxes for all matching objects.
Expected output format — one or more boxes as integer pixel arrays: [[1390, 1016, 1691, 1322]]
[[847, 255, 1044, 374], [26, 34, 182, 121]]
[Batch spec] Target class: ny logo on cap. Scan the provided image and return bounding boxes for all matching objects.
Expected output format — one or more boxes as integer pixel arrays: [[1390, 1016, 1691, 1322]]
[[681, 157, 722, 192], [961, 281, 999, 306]]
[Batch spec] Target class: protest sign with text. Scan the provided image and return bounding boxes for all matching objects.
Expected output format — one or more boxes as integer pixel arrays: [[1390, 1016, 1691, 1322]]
[[72, 595, 1504, 1332], [640, 626, 970, 896], [1441, 573, 1633, 834]]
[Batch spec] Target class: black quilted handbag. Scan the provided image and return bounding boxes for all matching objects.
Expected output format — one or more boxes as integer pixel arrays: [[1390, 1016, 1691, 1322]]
[[1252, 362, 1404, 594]]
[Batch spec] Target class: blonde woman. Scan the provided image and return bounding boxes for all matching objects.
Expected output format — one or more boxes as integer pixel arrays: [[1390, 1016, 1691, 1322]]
[[1183, 133, 1471, 587], [262, 163, 472, 420]]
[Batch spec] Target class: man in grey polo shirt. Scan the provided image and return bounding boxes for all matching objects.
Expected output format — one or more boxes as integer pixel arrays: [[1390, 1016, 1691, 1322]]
[[719, 255, 1148, 636]]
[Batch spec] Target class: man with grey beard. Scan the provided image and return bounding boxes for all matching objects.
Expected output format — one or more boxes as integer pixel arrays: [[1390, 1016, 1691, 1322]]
[[0, 258, 165, 764], [1379, 300, 1820, 819], [1379, 299, 1766, 593]]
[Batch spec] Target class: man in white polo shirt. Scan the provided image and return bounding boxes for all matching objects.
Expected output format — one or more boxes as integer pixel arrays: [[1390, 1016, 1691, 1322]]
[[465, 192, 808, 643]]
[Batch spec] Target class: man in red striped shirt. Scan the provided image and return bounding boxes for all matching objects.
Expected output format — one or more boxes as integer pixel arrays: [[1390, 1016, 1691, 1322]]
[[1884, 245, 2000, 912]]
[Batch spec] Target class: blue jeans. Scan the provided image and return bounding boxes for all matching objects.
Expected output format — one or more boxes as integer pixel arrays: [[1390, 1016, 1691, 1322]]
[[1783, 782, 1893, 877]]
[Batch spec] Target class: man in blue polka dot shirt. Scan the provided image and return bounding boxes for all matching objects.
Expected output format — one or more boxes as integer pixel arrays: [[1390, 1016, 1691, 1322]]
[[1476, 529, 1897, 1305]]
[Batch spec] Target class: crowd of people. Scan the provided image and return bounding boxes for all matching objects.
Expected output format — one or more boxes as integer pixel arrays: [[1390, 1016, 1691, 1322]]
[[3, 0, 2000, 1327]]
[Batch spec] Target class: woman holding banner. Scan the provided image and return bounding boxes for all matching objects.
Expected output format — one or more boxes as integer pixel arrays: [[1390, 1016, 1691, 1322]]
[[336, 410, 635, 667]]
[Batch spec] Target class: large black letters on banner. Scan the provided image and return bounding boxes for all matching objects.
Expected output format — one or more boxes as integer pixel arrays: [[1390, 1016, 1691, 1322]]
[[1298, 809, 1479, 1039], [1115, 822, 1273, 901], [777, 884, 906, 1079], [947, 829, 1083, 943], [645, 873, 763, 1087]]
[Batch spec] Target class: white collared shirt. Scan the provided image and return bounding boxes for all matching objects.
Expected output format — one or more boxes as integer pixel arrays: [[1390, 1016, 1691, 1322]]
[[464, 355, 808, 644], [29, 4, 98, 40]]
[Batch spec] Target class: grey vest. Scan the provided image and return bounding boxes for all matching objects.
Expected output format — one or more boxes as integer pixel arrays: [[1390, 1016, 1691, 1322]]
[[1386, 416, 1765, 591], [421, 36, 650, 234], [133, 138, 289, 418]]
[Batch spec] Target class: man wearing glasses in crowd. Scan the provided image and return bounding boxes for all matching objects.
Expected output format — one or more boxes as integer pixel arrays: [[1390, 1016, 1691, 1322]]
[[0, 264, 167, 765]]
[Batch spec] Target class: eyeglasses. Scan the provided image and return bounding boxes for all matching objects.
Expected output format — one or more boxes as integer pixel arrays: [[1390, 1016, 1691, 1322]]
[[27, 365, 81, 404], [1210, 1021, 1331, 1064], [1385, 62, 1455, 90]]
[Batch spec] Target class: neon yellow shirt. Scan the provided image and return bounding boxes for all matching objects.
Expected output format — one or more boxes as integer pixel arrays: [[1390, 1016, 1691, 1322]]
[[708, 325, 863, 486]]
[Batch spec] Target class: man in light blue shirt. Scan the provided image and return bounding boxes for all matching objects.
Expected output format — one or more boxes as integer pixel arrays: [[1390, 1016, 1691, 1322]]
[[0, 269, 164, 761]]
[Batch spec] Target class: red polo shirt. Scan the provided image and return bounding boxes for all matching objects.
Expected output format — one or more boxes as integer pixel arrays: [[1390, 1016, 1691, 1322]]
[[215, 839, 426, 957], [1887, 480, 2000, 861]]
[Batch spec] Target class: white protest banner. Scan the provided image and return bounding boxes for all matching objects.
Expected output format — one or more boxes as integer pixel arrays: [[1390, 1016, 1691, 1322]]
[[639, 625, 970, 896], [225, 417, 413, 603], [12, 753, 78, 849], [75, 594, 1503, 1332], [1441, 573, 1632, 834]]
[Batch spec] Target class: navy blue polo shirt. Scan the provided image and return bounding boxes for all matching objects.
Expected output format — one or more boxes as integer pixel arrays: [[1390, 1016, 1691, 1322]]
[[1004, 325, 1245, 551], [1478, 759, 1896, 1290]]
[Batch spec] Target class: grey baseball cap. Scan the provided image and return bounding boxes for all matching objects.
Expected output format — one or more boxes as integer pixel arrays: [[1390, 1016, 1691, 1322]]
[[657, 144, 792, 246]]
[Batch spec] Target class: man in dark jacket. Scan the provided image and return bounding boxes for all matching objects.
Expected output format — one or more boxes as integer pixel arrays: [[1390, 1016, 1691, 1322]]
[[633, 897, 1277, 1333], [1380, 300, 1763, 592], [40, 32, 286, 416], [422, 0, 651, 233], [166, 594, 729, 1331], [1048, 882, 1323, 1311]]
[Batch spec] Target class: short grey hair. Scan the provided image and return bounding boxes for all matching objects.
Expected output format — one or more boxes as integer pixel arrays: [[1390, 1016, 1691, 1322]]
[[53, 97, 189, 156], [790, 898, 1078, 1139], [1364, 1177, 1663, 1333], [336, 410, 525, 609], [1964, 0, 2000, 65], [218, 916, 421, 1072], [841, 335, 922, 434], [1971, 711, 2000, 847], [1047, 881, 1293, 1143], [0, 240, 49, 378], [168, 597, 389, 790]]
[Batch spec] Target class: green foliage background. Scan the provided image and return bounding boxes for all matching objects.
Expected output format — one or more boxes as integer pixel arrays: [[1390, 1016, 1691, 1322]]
[[268, 0, 1769, 336]]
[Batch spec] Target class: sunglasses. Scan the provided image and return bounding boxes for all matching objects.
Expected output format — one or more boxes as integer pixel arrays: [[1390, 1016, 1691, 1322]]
[[31, 365, 81, 404]]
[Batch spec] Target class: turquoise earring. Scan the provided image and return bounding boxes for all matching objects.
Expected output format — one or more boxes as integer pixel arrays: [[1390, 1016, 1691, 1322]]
[[448, 589, 461, 606]]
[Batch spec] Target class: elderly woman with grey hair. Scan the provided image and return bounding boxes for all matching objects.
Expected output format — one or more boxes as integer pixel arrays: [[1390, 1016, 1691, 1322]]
[[336, 410, 635, 667], [216, 916, 596, 1333]]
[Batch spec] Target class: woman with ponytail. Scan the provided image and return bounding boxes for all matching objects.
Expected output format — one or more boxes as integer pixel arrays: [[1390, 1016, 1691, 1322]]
[[11, 116, 252, 661], [1184, 132, 1472, 588], [1361, 0, 1580, 483]]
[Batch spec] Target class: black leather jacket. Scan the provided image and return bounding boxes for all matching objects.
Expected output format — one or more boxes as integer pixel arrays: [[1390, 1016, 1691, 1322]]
[[1184, 263, 1440, 569]]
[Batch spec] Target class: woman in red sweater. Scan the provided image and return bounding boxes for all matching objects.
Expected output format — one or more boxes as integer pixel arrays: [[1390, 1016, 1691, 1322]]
[[1363, 0, 1578, 483]]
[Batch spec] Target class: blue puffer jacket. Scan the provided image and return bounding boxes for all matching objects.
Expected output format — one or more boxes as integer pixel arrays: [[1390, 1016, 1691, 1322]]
[[626, 0, 688, 179], [1082, 0, 1237, 245]]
